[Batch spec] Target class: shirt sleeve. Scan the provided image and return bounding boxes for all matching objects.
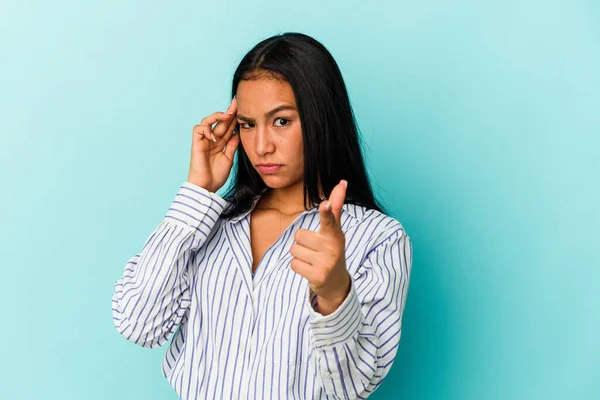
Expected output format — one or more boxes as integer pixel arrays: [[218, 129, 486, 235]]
[[305, 227, 413, 399], [111, 181, 229, 348]]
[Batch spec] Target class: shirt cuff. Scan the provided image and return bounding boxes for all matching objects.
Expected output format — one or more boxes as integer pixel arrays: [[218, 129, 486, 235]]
[[305, 277, 363, 349], [164, 181, 229, 230]]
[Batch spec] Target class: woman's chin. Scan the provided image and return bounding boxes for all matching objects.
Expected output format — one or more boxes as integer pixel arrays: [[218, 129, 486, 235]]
[[261, 178, 287, 188], [260, 175, 298, 189]]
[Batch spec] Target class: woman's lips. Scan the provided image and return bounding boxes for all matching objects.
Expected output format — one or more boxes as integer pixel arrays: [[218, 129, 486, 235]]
[[257, 164, 282, 174]]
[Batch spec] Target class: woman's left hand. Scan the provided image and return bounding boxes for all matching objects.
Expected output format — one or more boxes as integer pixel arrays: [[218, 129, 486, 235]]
[[290, 179, 351, 316]]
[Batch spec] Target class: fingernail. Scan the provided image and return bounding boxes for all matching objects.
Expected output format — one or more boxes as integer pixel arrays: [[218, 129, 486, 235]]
[[325, 201, 331, 211], [342, 180, 348, 189], [211, 133, 217, 142]]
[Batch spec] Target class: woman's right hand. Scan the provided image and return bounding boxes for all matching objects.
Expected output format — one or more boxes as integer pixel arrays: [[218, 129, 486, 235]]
[[187, 96, 240, 193]]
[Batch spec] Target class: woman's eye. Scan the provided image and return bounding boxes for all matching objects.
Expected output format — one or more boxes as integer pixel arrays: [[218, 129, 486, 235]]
[[239, 122, 253, 129], [274, 118, 289, 127]]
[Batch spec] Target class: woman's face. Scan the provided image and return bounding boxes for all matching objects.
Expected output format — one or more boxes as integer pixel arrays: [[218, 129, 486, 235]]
[[235, 77, 304, 189]]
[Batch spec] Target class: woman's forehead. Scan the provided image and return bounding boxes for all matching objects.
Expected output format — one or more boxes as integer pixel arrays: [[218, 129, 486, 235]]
[[236, 78, 296, 107]]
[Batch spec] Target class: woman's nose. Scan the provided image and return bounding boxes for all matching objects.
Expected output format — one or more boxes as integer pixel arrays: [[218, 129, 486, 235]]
[[255, 126, 274, 154]]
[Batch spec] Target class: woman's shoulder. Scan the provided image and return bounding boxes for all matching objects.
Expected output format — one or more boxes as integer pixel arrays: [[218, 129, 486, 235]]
[[341, 203, 411, 278], [342, 202, 408, 248]]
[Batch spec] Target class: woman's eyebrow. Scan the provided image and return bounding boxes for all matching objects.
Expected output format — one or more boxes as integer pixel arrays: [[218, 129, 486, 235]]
[[237, 105, 297, 121]]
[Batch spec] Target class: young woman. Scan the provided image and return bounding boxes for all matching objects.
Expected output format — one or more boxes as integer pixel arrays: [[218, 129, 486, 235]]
[[112, 32, 413, 399]]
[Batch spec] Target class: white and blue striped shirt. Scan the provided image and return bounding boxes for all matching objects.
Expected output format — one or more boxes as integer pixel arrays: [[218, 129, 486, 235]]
[[112, 181, 412, 399]]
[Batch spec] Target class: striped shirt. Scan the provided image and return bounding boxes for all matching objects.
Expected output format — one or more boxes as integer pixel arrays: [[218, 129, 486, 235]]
[[112, 181, 412, 399]]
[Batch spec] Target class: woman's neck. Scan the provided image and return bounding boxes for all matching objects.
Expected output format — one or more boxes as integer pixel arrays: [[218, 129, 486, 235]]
[[256, 182, 324, 215]]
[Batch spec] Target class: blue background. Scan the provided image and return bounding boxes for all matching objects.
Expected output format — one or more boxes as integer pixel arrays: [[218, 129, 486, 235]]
[[1, 0, 598, 399]]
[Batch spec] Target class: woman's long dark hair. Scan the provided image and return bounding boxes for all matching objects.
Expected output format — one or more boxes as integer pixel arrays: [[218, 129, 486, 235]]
[[220, 32, 387, 219]]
